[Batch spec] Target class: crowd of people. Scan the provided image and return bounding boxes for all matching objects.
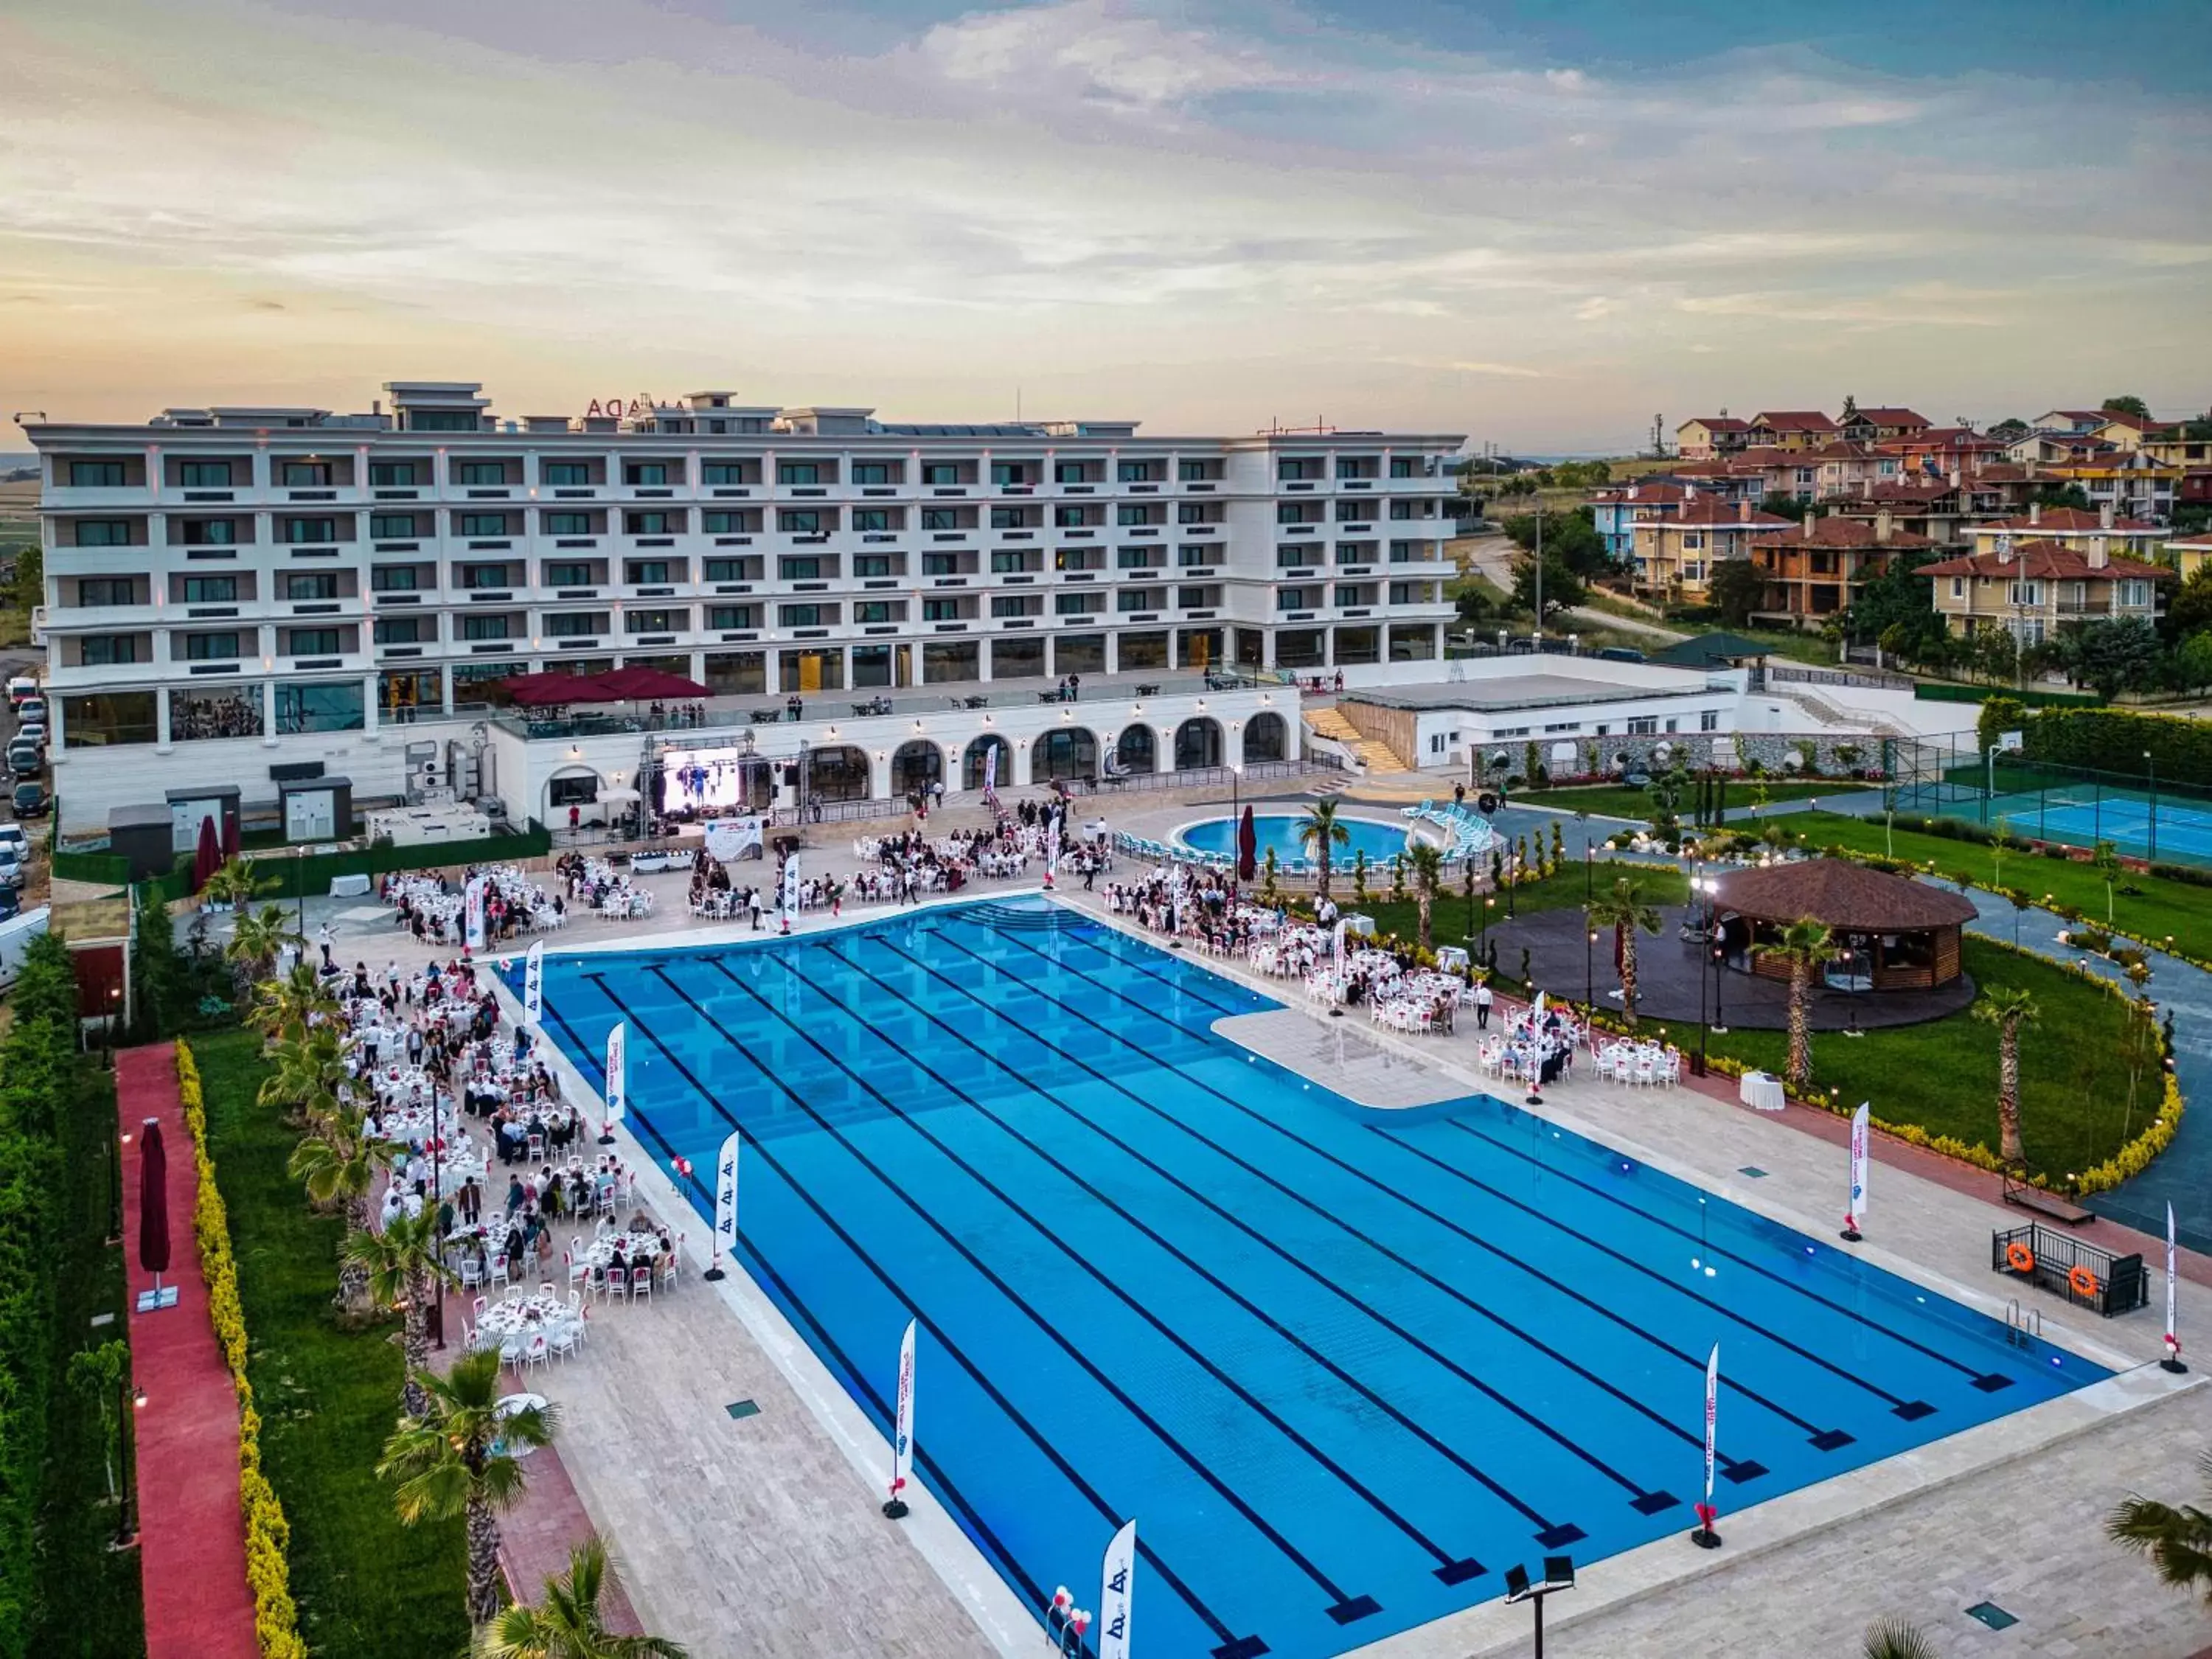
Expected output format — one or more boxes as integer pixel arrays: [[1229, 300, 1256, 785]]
[[170, 689, 263, 741]]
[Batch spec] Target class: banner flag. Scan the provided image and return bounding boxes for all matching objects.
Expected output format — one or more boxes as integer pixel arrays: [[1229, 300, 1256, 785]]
[[2168, 1202, 2183, 1366], [465, 875, 488, 953], [604, 1020, 627, 1132], [712, 1130, 740, 1267], [523, 939, 544, 1025], [1846, 1102, 1870, 1237], [983, 742, 998, 796], [1099, 1519, 1137, 1659], [891, 1319, 917, 1508], [780, 856, 800, 933], [1703, 1342, 1719, 1515]]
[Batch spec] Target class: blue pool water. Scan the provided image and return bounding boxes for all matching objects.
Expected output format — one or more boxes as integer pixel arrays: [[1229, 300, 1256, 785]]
[[520, 900, 2101, 1659], [1180, 810, 1418, 869]]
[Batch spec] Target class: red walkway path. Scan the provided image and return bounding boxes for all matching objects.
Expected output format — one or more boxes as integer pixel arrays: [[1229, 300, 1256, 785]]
[[118, 1042, 260, 1659]]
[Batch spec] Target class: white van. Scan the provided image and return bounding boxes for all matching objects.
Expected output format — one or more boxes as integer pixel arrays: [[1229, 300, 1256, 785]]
[[4, 677, 38, 710]]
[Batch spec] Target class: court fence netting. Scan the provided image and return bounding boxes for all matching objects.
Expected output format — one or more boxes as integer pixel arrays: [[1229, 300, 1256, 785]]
[[1888, 735, 2212, 870]]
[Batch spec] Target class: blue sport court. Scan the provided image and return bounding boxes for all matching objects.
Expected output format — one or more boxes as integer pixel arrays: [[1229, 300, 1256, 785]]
[[1984, 787, 2212, 866], [520, 899, 2102, 1659]]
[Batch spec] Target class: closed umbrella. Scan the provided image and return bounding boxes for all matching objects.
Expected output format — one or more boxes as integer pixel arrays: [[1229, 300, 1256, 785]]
[[221, 808, 239, 861], [191, 814, 219, 894], [1236, 804, 1257, 883], [136, 1116, 177, 1312]]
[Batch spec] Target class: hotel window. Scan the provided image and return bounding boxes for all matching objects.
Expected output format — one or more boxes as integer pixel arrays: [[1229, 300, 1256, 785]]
[[779, 603, 830, 627], [922, 509, 959, 532], [1177, 585, 1215, 610], [778, 509, 821, 534], [701, 511, 750, 534], [1054, 506, 1093, 529], [285, 572, 339, 601], [410, 411, 479, 432], [1054, 548, 1105, 571], [184, 633, 241, 661], [1055, 592, 1105, 615], [1056, 462, 1088, 484], [280, 517, 338, 543], [79, 635, 139, 666], [1390, 456, 1422, 478], [990, 462, 1026, 487], [921, 463, 959, 486], [779, 557, 822, 581], [989, 551, 1030, 574], [1178, 460, 1212, 481], [990, 507, 1024, 529], [992, 595, 1042, 618], [1117, 460, 1159, 483], [1276, 458, 1321, 481], [180, 518, 237, 546], [371, 566, 420, 592], [280, 461, 333, 487], [1177, 546, 1213, 567], [626, 609, 680, 633], [855, 509, 891, 532], [852, 462, 893, 486], [74, 519, 134, 546], [69, 460, 128, 487], [373, 617, 422, 645], [1176, 504, 1214, 524], [625, 511, 671, 535], [180, 460, 233, 487], [1332, 585, 1365, 608], [368, 461, 418, 487], [1388, 582, 1424, 605], [544, 613, 605, 637], [1119, 546, 1164, 569], [457, 513, 508, 538], [544, 512, 592, 537], [543, 562, 593, 587], [854, 601, 898, 625], [921, 599, 961, 622], [625, 560, 674, 584], [542, 462, 591, 486], [776, 462, 819, 486], [181, 576, 237, 603], [922, 552, 962, 576], [1277, 588, 1314, 611], [1700, 709, 1720, 731], [288, 629, 342, 655], [1116, 504, 1159, 526], [701, 462, 745, 485], [458, 563, 509, 588], [708, 605, 758, 630], [459, 615, 511, 641], [1627, 717, 1658, 735], [369, 513, 417, 539], [1117, 588, 1161, 612], [854, 554, 894, 578], [703, 557, 759, 582], [624, 462, 669, 487], [453, 461, 507, 485]]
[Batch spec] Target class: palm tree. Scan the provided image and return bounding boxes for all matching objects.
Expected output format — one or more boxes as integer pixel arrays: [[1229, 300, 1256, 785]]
[[1584, 877, 1662, 1029], [1406, 842, 1444, 953], [246, 959, 341, 1048], [1756, 917, 1838, 1088], [290, 1104, 400, 1311], [1862, 1618, 1938, 1659], [2107, 1449, 2212, 1604], [478, 1537, 688, 1659], [1298, 800, 1351, 902], [344, 1211, 457, 1417], [201, 854, 272, 912], [1970, 987, 2038, 1166], [260, 1022, 349, 1127], [380, 1348, 557, 1630], [226, 902, 299, 987]]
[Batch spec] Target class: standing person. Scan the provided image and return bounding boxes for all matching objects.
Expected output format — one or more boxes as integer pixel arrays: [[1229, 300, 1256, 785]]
[[748, 886, 763, 931], [317, 922, 336, 971], [1474, 978, 1493, 1029], [1068, 672, 1081, 700]]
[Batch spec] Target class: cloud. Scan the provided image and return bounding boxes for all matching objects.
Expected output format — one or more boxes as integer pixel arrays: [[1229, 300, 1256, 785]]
[[917, 0, 1290, 114], [1383, 356, 1543, 379]]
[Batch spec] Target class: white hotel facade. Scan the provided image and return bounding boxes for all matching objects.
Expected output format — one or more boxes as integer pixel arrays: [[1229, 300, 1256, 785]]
[[24, 381, 1464, 835]]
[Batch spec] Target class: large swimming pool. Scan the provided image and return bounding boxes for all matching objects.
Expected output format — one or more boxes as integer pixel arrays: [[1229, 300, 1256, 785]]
[[1179, 810, 1419, 869], [520, 899, 2101, 1659]]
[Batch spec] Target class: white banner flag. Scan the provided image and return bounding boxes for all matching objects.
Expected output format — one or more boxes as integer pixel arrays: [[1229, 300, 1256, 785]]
[[603, 1020, 627, 1133], [1099, 1519, 1137, 1659], [713, 1129, 740, 1263], [465, 874, 488, 953], [779, 856, 800, 933], [890, 1318, 917, 1510], [1703, 1342, 1719, 1514], [1046, 812, 1062, 884], [1846, 1102, 1870, 1237], [2167, 1202, 2182, 1364], [1332, 918, 1346, 976], [522, 939, 544, 1026], [983, 742, 998, 795]]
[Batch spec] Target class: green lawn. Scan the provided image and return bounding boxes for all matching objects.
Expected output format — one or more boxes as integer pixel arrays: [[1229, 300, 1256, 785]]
[[192, 1030, 468, 1659], [1703, 939, 2154, 1181], [1352, 858, 1688, 935], [1514, 780, 1840, 819], [1778, 811, 2212, 948], [28, 1065, 146, 1659]]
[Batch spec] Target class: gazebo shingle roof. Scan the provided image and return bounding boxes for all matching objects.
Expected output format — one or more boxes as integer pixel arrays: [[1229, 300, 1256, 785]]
[[1711, 858, 1978, 931]]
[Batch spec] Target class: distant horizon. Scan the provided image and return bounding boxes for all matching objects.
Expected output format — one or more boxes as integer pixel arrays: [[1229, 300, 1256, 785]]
[[4, 1, 2208, 448]]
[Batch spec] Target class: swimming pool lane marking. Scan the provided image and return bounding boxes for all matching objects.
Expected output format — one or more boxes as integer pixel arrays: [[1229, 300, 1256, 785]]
[[578, 972, 1267, 1658], [921, 925, 1710, 1506], [685, 957, 1396, 1625], [872, 934, 1851, 1461], [994, 917, 1984, 1405], [838, 932, 1584, 1547], [815, 935, 1540, 1568], [533, 992, 1062, 1633]]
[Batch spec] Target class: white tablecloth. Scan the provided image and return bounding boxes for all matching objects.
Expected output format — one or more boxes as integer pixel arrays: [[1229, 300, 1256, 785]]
[[1739, 1071, 1787, 1111], [329, 872, 373, 897]]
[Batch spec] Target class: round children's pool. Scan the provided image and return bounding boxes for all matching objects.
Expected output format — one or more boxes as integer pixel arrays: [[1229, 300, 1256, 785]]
[[1177, 812, 1420, 868]]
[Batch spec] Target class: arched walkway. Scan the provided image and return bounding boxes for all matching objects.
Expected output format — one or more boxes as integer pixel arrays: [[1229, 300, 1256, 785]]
[[1174, 717, 1222, 772], [1242, 712, 1287, 765], [543, 765, 603, 822], [963, 734, 1012, 792], [891, 739, 942, 797], [1034, 726, 1098, 783], [804, 743, 872, 802], [1113, 725, 1157, 775]]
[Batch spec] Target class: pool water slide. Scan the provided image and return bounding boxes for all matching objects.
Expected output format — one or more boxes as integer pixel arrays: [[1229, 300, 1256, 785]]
[[535, 914, 2090, 1659]]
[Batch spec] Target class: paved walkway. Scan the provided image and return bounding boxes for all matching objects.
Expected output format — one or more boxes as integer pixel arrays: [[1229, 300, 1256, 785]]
[[119, 1042, 259, 1659]]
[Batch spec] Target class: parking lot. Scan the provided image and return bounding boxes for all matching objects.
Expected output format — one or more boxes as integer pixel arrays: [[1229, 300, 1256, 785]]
[[1, 654, 46, 914]]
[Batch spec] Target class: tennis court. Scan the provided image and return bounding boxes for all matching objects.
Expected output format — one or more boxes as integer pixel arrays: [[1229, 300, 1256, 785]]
[[1980, 785, 2212, 864]]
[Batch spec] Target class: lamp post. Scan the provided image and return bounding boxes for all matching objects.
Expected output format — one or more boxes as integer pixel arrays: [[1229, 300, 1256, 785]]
[[108, 1121, 131, 1247], [1480, 894, 1495, 964], [1584, 842, 1593, 903], [1585, 927, 1597, 1014], [114, 1381, 146, 1551], [2146, 748, 2157, 862]]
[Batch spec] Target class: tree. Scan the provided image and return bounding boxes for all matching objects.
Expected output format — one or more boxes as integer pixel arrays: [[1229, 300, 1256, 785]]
[[2091, 838, 2122, 923], [1585, 877, 1662, 1028], [1755, 918, 1837, 1086], [1509, 552, 1585, 622], [344, 1211, 457, 1418], [2070, 617, 2162, 700], [1706, 557, 1766, 628], [1298, 800, 1350, 901], [380, 1348, 557, 1629], [1854, 549, 1941, 648], [1862, 1620, 1938, 1659], [1759, 493, 1812, 522], [288, 1098, 400, 1312], [1407, 842, 1444, 952], [2101, 394, 2151, 421], [6, 541, 41, 613], [1499, 509, 1612, 577], [65, 1340, 131, 1501], [260, 1021, 348, 1126], [2031, 481, 2093, 512], [479, 1537, 689, 1659], [2107, 1448, 2212, 1603], [1971, 987, 2038, 1165], [1972, 625, 2017, 686], [2166, 565, 2212, 641], [201, 855, 274, 912], [246, 958, 341, 1048], [2180, 630, 2212, 695], [1840, 394, 1860, 422], [225, 902, 299, 987], [1452, 580, 1496, 630]]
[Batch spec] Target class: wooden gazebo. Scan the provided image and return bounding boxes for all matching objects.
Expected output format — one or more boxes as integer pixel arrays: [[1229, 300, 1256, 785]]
[[1710, 858, 1978, 991]]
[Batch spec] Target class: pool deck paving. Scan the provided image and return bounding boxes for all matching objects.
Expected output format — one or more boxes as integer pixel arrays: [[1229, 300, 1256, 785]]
[[213, 799, 2212, 1658]]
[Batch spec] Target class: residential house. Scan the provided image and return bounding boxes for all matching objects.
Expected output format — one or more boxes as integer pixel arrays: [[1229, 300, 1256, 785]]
[[1748, 509, 1933, 629], [2032, 408, 2125, 434], [2034, 453, 2180, 523], [2005, 430, 2119, 466], [1589, 479, 1696, 562], [1882, 426, 2008, 478], [1964, 503, 2165, 562], [1630, 497, 1795, 602], [2090, 415, 2146, 453], [1746, 410, 1840, 451], [1728, 442, 1898, 503], [1819, 476, 1984, 549], [2163, 534, 2212, 584], [1919, 538, 2170, 644], [1837, 406, 1932, 445], [2142, 419, 2212, 508], [1676, 417, 1753, 460]]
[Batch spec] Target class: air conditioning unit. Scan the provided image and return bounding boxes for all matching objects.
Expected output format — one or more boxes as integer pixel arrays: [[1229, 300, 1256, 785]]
[[420, 763, 444, 790]]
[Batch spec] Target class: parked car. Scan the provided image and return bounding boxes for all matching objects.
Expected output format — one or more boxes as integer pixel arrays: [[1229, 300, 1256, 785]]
[[10, 782, 48, 818], [14, 698, 45, 728], [0, 886, 20, 922], [0, 849, 24, 891], [4, 677, 38, 710], [1595, 646, 1646, 663], [15, 723, 46, 752], [4, 743, 36, 777], [0, 824, 25, 860]]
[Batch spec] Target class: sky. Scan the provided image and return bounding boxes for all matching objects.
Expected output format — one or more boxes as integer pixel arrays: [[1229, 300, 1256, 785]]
[[1, 0, 2208, 453]]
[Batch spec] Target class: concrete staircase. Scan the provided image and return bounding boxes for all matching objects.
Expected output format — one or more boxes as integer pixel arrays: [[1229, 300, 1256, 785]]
[[1305, 706, 1411, 773]]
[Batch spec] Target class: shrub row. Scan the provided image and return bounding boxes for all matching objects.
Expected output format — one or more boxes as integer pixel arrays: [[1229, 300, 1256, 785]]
[[175, 1040, 307, 1659], [1980, 701, 2212, 792]]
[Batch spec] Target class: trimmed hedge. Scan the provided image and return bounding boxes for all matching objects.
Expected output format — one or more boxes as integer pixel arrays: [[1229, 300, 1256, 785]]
[[1916, 681, 2099, 709], [50, 849, 131, 886], [143, 822, 553, 905], [2008, 706, 2212, 792], [176, 1040, 307, 1659]]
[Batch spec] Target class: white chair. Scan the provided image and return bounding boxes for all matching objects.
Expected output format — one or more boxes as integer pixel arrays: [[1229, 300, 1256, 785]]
[[459, 1256, 483, 1291], [547, 1321, 582, 1364], [606, 1267, 632, 1304], [487, 1254, 510, 1290], [522, 1333, 549, 1377], [471, 1294, 489, 1324], [565, 1250, 591, 1293], [658, 1248, 680, 1293], [631, 1268, 651, 1306], [505, 1283, 525, 1304]]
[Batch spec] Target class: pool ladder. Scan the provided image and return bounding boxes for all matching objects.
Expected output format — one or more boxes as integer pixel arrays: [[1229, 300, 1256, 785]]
[[2004, 1298, 2043, 1348]]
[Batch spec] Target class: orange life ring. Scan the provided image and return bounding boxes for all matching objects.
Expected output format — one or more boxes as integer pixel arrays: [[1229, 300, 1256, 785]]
[[2006, 1241, 2035, 1273], [2069, 1264, 2099, 1297]]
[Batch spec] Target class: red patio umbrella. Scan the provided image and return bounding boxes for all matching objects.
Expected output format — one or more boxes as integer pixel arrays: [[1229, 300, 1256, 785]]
[[590, 665, 709, 700], [499, 672, 622, 709], [137, 1116, 175, 1312], [190, 814, 219, 894], [1237, 803, 1257, 882]]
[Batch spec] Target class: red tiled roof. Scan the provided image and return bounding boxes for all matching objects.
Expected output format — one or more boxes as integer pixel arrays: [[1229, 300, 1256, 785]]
[[1682, 417, 1752, 432], [1819, 479, 1954, 504], [1975, 507, 2161, 532], [1851, 408, 1930, 427], [1664, 498, 1796, 528], [1749, 515, 1934, 549], [1967, 462, 2030, 482], [1751, 410, 1839, 432], [1919, 541, 2174, 581]]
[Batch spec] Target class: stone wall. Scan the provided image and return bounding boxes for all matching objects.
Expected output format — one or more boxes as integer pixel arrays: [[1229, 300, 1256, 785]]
[[1487, 729, 1891, 783]]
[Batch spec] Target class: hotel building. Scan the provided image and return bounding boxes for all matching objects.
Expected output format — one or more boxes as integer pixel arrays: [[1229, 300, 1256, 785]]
[[23, 382, 1464, 833]]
